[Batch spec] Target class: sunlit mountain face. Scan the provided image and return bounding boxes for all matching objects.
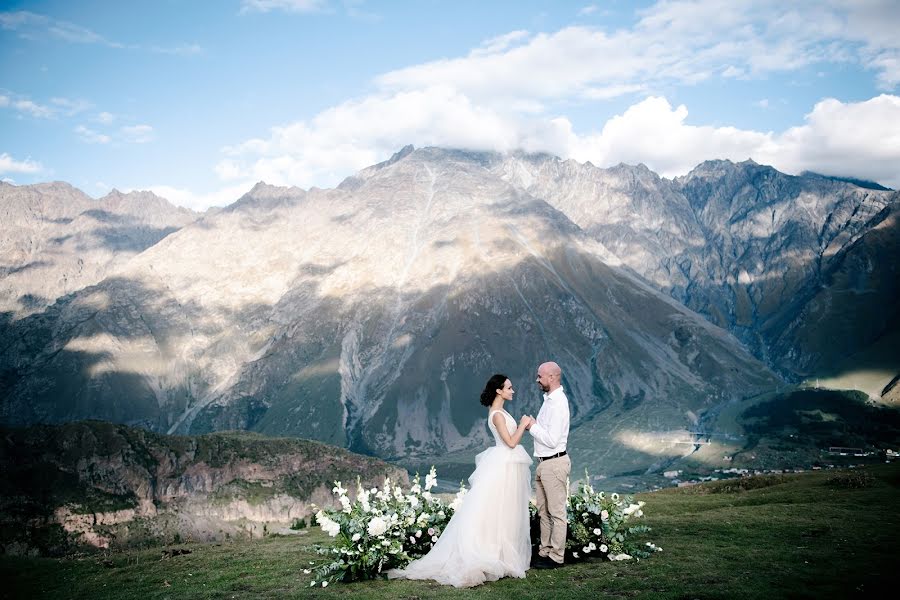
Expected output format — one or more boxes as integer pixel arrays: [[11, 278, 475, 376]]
[[1, 147, 897, 480]]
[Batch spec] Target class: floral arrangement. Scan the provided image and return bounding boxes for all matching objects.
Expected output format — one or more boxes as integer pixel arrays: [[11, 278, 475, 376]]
[[310, 467, 660, 586], [563, 470, 662, 561], [310, 467, 465, 586]]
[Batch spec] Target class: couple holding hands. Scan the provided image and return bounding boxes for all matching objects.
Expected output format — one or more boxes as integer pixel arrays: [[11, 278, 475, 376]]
[[389, 361, 571, 588]]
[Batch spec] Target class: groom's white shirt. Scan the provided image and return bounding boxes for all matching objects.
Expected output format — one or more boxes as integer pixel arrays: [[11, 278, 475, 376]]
[[530, 386, 570, 457]]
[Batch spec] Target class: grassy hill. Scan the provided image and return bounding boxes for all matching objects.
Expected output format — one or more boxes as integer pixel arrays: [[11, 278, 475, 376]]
[[5, 462, 898, 599]]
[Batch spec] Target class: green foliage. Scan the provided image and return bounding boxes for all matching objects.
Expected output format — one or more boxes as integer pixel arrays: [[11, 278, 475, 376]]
[[290, 518, 307, 530]]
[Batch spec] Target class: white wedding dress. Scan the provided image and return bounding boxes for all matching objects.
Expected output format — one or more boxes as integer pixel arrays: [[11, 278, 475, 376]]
[[387, 409, 533, 587]]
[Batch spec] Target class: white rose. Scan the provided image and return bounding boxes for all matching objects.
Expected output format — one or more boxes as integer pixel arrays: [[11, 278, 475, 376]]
[[593, 528, 602, 535], [600, 544, 608, 552], [351, 533, 361, 542], [367, 516, 388, 537]]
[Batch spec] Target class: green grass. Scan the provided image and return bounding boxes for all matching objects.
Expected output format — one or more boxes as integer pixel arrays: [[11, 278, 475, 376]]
[[5, 463, 899, 599]]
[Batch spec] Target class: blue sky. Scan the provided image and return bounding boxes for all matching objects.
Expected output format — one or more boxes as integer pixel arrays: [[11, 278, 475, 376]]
[[2, 0, 899, 209]]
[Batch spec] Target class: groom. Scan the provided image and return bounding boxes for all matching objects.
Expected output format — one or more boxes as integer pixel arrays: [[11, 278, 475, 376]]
[[526, 361, 571, 569]]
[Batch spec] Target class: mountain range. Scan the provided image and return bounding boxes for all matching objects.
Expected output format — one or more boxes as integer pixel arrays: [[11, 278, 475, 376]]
[[1, 147, 896, 481]]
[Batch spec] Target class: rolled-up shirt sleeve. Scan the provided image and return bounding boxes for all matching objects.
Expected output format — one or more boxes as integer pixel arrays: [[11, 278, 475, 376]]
[[530, 400, 570, 451]]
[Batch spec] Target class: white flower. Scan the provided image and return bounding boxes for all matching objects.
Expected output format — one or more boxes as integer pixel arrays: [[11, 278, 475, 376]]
[[573, 552, 580, 558], [599, 492, 605, 499], [310, 581, 316, 587], [427, 527, 435, 536], [438, 511, 445, 519], [407, 495, 419, 509], [381, 540, 390, 546], [422, 491, 432, 500], [601, 510, 609, 520], [623, 503, 641, 516], [367, 516, 388, 537], [588, 542, 596, 551], [318, 515, 340, 537], [351, 533, 361, 542], [634, 510, 643, 518], [339, 496, 351, 513], [409, 536, 416, 543], [593, 528, 602, 536], [583, 546, 591, 553], [611, 493, 619, 501], [322, 581, 328, 587], [415, 530, 422, 538], [332, 482, 347, 496], [410, 483, 421, 494], [303, 569, 310, 574], [431, 535, 438, 543], [609, 553, 632, 561], [425, 468, 437, 491], [599, 544, 608, 552]]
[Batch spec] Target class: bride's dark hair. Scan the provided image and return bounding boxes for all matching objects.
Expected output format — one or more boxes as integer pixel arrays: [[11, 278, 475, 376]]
[[479, 373, 509, 407]]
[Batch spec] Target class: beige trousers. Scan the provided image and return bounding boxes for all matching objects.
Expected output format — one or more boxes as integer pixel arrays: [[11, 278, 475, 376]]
[[534, 454, 570, 563]]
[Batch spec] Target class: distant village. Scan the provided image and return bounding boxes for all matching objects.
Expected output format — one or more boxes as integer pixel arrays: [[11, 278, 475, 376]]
[[658, 448, 897, 489]]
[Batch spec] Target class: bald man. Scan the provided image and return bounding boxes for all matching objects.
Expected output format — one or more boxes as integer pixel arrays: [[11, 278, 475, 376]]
[[527, 361, 571, 568]]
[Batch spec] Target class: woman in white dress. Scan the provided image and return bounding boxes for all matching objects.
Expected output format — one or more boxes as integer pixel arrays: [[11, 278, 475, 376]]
[[387, 374, 534, 588]]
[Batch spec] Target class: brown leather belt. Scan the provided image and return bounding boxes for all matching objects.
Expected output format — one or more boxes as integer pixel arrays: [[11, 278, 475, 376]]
[[538, 451, 567, 462]]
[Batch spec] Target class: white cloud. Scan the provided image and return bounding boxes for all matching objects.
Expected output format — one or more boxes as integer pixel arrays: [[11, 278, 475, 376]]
[[375, 1, 900, 110], [770, 94, 900, 185], [96, 111, 115, 124], [150, 43, 204, 56], [571, 94, 900, 188], [120, 124, 155, 144], [0, 10, 123, 47], [0, 95, 54, 118], [217, 90, 900, 191], [1, 92, 91, 119], [195, 1, 900, 205], [567, 97, 775, 177], [239, 0, 327, 14], [216, 86, 576, 188], [74, 125, 111, 144], [51, 96, 92, 115], [0, 152, 43, 174], [579, 5, 599, 16], [133, 181, 258, 212]]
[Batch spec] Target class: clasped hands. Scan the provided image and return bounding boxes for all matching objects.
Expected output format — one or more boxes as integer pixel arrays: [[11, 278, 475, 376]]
[[519, 415, 536, 429]]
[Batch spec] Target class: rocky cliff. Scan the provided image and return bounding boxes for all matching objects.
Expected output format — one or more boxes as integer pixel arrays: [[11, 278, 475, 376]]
[[0, 421, 406, 555]]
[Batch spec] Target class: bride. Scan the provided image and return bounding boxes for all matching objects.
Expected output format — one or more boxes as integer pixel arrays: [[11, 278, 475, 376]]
[[387, 374, 534, 588]]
